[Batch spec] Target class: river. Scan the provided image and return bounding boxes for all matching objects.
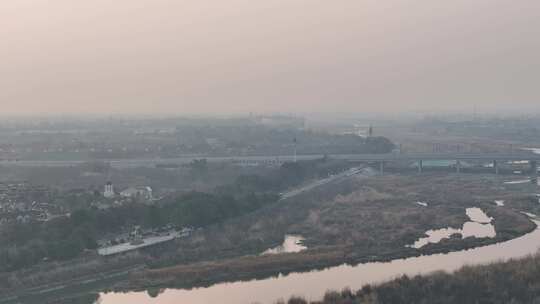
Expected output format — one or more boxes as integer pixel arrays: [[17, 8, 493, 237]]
[[97, 219, 540, 304]]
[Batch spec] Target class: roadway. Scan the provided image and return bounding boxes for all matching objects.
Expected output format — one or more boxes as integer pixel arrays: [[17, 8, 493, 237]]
[[279, 166, 375, 200], [331, 152, 540, 162], [1, 152, 540, 168], [0, 154, 323, 168]]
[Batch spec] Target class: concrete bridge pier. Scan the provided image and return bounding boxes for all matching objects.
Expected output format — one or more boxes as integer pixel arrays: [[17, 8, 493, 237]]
[[493, 160, 499, 175], [418, 160, 423, 173], [456, 160, 461, 174], [379, 161, 384, 175]]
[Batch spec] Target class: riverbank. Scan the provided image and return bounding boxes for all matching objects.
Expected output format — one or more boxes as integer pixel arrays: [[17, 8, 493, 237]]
[[280, 251, 540, 304], [116, 219, 535, 292], [113, 174, 536, 292], [3, 173, 537, 303], [100, 219, 540, 304]]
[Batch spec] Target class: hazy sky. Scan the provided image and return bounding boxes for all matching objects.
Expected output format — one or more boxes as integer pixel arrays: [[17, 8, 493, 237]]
[[2, 0, 540, 115]]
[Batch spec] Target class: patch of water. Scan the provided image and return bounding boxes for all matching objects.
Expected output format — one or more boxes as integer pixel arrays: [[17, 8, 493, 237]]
[[494, 200, 505, 207], [523, 148, 540, 155], [408, 228, 462, 248], [262, 235, 306, 255], [510, 161, 529, 165], [521, 212, 537, 218], [98, 219, 540, 304], [505, 179, 532, 185], [407, 207, 495, 249], [461, 222, 496, 238], [466, 207, 493, 223]]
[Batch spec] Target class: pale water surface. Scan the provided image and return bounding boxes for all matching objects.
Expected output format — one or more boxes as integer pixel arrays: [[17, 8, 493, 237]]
[[523, 148, 540, 155], [408, 208, 495, 249], [494, 200, 505, 207], [466, 207, 493, 224], [262, 235, 307, 255], [505, 179, 533, 185], [98, 219, 539, 304]]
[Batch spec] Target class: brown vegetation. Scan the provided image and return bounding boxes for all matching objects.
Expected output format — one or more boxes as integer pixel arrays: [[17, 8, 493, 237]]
[[2, 173, 535, 301], [120, 173, 536, 291], [279, 252, 540, 304]]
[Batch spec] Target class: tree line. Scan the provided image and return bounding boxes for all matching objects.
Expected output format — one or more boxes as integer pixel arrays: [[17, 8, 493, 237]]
[[0, 156, 368, 272], [278, 252, 540, 304], [0, 191, 277, 272]]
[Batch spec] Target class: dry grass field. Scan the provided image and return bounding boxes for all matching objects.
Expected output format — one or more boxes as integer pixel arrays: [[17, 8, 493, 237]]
[[122, 173, 536, 291]]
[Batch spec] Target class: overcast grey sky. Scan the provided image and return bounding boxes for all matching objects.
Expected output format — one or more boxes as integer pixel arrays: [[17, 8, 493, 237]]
[[2, 0, 539, 116]]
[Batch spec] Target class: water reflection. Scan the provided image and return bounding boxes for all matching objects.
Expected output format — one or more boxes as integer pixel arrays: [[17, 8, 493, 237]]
[[523, 148, 540, 155], [505, 179, 533, 185], [98, 219, 540, 304], [408, 208, 495, 249], [407, 228, 462, 248], [262, 235, 307, 255], [522, 212, 537, 218], [494, 200, 505, 207], [146, 288, 165, 298], [466, 207, 493, 224], [504, 178, 540, 186], [461, 222, 496, 238]]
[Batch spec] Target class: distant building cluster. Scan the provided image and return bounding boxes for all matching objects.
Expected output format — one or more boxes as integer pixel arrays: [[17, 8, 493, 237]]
[[120, 186, 153, 201], [103, 182, 154, 202], [0, 181, 61, 225], [251, 114, 306, 129]]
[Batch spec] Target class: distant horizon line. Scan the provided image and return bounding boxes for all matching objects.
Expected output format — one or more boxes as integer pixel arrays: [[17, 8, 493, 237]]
[[1, 109, 540, 121], [2, 102, 540, 119]]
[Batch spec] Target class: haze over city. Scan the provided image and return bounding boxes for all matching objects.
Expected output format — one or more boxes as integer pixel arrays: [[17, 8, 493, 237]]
[[2, 0, 540, 115], [3, 2, 540, 304]]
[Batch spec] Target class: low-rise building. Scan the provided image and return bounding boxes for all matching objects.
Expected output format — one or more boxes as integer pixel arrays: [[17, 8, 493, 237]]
[[120, 186, 153, 201], [103, 182, 115, 198]]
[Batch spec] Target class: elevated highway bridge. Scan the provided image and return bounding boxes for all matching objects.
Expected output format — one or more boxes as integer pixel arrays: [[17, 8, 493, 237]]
[[1, 152, 539, 173], [333, 152, 540, 162], [331, 152, 540, 175]]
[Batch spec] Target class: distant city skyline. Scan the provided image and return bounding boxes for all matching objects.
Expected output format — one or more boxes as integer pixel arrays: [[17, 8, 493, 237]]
[[2, 0, 540, 115]]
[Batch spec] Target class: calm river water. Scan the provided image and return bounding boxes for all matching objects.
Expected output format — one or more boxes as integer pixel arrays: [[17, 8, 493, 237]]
[[98, 219, 540, 304]]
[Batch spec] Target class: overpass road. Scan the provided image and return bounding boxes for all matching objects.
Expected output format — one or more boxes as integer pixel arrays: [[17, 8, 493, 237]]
[[332, 152, 540, 162], [0, 152, 540, 169]]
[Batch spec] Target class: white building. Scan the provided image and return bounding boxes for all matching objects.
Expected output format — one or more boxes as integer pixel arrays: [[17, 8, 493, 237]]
[[104, 182, 115, 198], [120, 186, 153, 201]]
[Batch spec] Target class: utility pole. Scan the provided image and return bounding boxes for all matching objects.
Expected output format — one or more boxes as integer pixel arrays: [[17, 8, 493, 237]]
[[293, 137, 297, 163]]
